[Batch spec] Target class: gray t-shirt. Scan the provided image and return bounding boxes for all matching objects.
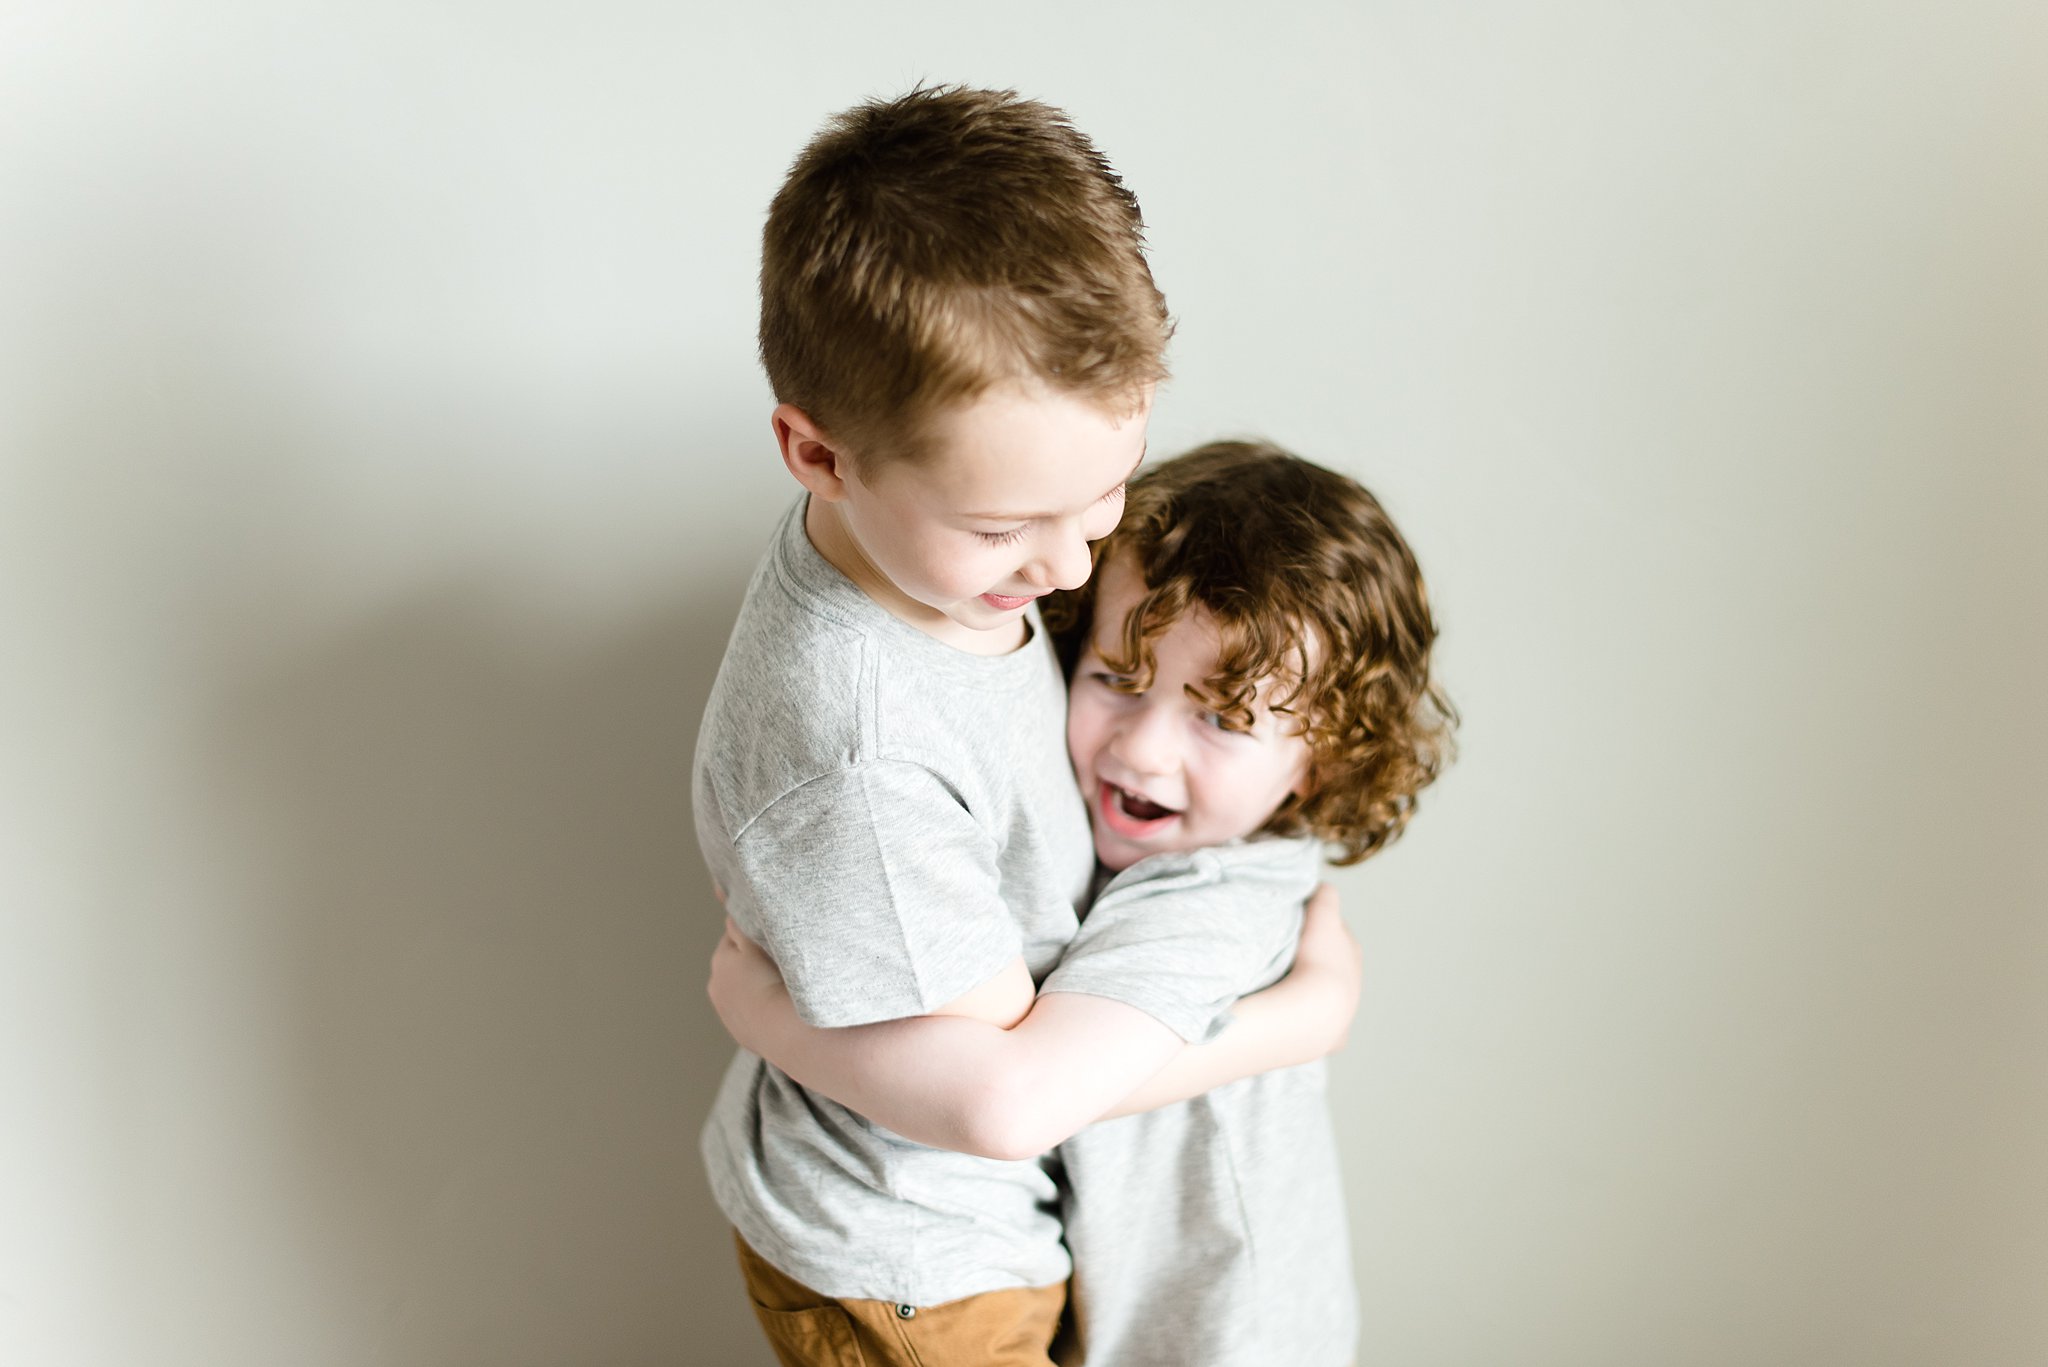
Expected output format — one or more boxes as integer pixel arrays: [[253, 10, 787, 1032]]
[[695, 498, 1096, 1306], [1045, 837, 1360, 1367]]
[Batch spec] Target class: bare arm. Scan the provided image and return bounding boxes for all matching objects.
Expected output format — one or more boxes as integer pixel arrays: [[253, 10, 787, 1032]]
[[708, 920, 1181, 1160], [705, 884, 1360, 1159]]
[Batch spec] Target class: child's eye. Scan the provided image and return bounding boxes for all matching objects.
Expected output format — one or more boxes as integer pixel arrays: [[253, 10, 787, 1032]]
[[1088, 670, 1139, 694], [1198, 709, 1253, 735], [1099, 482, 1127, 505], [974, 527, 1029, 547]]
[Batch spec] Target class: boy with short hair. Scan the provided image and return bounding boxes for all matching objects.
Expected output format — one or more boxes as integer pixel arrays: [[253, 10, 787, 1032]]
[[696, 89, 1356, 1367], [711, 440, 1458, 1367]]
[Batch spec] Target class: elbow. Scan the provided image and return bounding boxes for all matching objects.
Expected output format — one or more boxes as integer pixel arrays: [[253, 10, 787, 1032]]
[[955, 1071, 1061, 1162], [961, 1132, 1043, 1164]]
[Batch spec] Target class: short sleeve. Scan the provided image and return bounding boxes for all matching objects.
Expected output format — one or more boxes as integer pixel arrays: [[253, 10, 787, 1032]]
[[725, 762, 1022, 1027], [1039, 855, 1302, 1043]]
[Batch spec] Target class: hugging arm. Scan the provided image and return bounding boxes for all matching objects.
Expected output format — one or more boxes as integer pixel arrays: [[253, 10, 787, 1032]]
[[1096, 883, 1359, 1115], [709, 923, 1181, 1159], [707, 884, 1359, 1160]]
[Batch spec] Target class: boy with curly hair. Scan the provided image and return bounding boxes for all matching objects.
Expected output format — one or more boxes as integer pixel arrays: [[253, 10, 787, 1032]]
[[714, 440, 1457, 1366]]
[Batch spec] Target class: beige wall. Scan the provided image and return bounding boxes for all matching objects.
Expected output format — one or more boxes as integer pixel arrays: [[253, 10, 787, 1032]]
[[4, 3, 2044, 1364]]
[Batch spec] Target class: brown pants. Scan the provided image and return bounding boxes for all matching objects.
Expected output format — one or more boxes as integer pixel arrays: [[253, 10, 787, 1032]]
[[733, 1232, 1066, 1367]]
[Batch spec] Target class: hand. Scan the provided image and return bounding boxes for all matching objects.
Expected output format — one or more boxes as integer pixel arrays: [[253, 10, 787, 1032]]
[[1290, 882, 1363, 1055], [706, 917, 791, 1051]]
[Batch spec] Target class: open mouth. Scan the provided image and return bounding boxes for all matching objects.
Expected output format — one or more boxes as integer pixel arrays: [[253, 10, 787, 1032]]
[[1097, 780, 1182, 839]]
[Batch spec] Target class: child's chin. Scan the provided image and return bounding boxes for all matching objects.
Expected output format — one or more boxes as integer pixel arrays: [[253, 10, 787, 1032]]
[[1091, 829, 1141, 873], [1093, 824, 1172, 873]]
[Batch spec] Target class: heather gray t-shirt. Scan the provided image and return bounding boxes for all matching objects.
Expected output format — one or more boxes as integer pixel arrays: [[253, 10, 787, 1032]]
[[1046, 837, 1359, 1367], [696, 498, 1095, 1306]]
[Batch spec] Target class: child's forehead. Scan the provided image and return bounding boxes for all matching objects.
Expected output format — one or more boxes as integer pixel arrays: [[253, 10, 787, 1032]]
[[908, 385, 1148, 511], [1090, 554, 1322, 696], [1088, 559, 1222, 663]]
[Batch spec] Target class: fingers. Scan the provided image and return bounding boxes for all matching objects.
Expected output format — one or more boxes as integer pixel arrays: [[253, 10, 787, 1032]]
[[1297, 882, 1362, 980], [710, 919, 745, 1002], [723, 918, 771, 959], [1299, 883, 1343, 941]]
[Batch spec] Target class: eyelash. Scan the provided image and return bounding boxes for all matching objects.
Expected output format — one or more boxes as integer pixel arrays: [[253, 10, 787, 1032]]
[[1088, 675, 1247, 731], [973, 484, 1127, 546]]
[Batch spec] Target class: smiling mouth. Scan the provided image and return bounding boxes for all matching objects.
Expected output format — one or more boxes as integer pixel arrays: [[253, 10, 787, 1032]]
[[1098, 780, 1182, 838]]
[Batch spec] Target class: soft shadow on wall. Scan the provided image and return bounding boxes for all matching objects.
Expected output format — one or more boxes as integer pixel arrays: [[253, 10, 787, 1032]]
[[156, 420, 782, 1361], [11, 97, 785, 1352]]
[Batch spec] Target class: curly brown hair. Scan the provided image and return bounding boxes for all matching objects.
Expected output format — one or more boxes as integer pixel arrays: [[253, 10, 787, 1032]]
[[1044, 440, 1457, 865]]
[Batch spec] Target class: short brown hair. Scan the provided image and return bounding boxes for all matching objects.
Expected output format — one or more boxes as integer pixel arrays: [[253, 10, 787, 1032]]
[[760, 85, 1171, 465], [1045, 441, 1458, 865]]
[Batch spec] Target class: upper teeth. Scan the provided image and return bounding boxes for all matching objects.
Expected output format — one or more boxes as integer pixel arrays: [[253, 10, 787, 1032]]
[[1114, 783, 1174, 816]]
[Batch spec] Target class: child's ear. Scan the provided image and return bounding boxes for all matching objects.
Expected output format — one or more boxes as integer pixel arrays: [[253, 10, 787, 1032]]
[[772, 403, 855, 501], [1288, 755, 1317, 803]]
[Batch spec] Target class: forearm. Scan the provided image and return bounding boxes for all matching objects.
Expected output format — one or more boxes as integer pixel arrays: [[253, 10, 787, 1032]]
[[732, 989, 1183, 1160], [739, 1007, 1026, 1153]]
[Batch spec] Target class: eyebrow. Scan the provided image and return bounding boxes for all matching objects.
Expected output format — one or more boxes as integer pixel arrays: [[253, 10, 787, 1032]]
[[966, 444, 1148, 522]]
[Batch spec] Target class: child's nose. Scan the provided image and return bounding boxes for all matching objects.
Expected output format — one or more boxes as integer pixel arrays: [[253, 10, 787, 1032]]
[[1108, 705, 1180, 776], [1024, 528, 1093, 592]]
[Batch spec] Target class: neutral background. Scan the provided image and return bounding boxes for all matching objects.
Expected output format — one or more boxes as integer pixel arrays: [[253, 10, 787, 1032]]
[[5, 3, 2044, 1365]]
